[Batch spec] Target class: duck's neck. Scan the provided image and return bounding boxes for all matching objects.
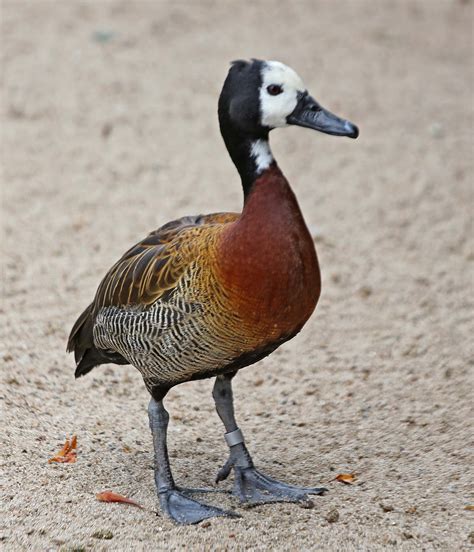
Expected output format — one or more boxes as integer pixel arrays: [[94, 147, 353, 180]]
[[219, 119, 276, 199]]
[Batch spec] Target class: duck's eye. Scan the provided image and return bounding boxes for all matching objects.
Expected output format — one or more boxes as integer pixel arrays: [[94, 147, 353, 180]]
[[267, 84, 283, 96]]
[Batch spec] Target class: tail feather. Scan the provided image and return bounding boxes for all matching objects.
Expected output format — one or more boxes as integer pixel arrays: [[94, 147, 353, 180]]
[[67, 303, 93, 353], [74, 348, 100, 378], [74, 347, 128, 378], [67, 303, 128, 378]]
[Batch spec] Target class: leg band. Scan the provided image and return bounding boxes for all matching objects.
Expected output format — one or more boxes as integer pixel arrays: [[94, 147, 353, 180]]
[[224, 428, 244, 447]]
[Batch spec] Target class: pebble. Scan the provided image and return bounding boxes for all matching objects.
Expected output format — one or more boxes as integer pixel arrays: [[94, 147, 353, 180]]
[[359, 285, 373, 298], [429, 122, 444, 138], [325, 508, 340, 523], [92, 31, 116, 44], [92, 530, 113, 540]]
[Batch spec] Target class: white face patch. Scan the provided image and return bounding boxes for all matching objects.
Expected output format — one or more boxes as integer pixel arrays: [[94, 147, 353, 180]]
[[250, 139, 273, 173], [259, 61, 306, 128]]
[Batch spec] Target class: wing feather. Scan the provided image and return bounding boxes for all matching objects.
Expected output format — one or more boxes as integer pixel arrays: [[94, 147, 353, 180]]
[[92, 212, 238, 312]]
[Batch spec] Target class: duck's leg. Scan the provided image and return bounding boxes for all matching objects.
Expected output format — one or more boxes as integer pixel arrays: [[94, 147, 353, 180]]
[[148, 396, 236, 524], [212, 373, 327, 505]]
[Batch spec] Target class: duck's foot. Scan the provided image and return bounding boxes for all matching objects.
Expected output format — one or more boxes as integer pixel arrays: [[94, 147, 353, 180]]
[[232, 466, 327, 506], [178, 486, 232, 496], [148, 397, 238, 525], [212, 375, 327, 507], [159, 489, 238, 525]]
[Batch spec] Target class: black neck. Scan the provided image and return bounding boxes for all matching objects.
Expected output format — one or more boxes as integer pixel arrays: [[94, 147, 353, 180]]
[[218, 113, 272, 198]]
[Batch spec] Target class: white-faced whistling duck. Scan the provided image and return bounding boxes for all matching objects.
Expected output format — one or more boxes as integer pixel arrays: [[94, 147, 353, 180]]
[[68, 59, 359, 524]]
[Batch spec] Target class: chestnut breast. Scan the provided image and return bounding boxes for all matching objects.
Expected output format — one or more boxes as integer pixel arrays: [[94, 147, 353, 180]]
[[216, 165, 321, 341]]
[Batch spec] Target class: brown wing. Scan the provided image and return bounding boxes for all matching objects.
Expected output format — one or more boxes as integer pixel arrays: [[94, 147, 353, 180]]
[[92, 212, 239, 312]]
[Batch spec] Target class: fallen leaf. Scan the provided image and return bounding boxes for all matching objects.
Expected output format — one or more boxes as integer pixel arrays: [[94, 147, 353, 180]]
[[333, 473, 357, 484], [465, 505, 474, 511], [48, 435, 77, 464], [96, 491, 143, 508]]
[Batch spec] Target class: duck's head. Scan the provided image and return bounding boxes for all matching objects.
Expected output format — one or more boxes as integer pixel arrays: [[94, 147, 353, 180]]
[[219, 58, 358, 139]]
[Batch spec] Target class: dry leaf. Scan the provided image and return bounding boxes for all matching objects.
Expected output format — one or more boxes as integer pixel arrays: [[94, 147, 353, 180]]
[[333, 473, 357, 484], [465, 505, 474, 511], [48, 435, 77, 464], [96, 491, 143, 509]]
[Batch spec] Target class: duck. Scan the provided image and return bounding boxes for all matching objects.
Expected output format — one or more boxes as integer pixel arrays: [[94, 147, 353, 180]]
[[68, 58, 358, 525]]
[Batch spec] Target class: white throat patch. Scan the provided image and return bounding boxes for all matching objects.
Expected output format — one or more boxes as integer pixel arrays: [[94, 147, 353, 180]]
[[259, 61, 306, 128], [250, 139, 273, 173]]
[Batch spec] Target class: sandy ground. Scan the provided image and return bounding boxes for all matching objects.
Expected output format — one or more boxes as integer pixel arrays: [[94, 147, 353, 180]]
[[1, 1, 473, 550]]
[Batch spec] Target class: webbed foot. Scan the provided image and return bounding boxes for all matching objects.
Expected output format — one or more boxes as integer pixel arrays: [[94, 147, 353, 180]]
[[211, 375, 327, 509], [232, 467, 327, 505], [159, 489, 238, 525]]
